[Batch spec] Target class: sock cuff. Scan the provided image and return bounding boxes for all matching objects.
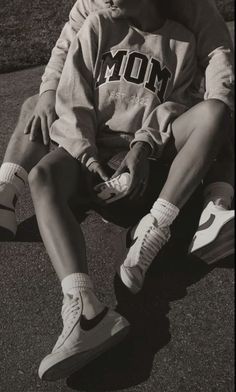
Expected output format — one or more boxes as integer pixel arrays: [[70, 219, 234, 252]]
[[61, 273, 94, 296], [0, 163, 28, 194], [151, 198, 179, 226]]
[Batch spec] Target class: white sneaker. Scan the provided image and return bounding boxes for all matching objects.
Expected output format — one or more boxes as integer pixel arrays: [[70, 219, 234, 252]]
[[38, 294, 130, 381], [188, 201, 235, 264], [117, 214, 170, 294], [94, 173, 131, 203], [0, 183, 17, 237]]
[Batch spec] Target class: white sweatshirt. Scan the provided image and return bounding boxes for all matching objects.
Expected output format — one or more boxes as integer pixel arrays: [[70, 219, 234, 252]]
[[50, 10, 197, 166], [40, 0, 234, 112]]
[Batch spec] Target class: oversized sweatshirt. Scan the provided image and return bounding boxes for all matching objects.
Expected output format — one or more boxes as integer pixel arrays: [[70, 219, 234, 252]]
[[50, 10, 197, 167], [40, 0, 234, 112]]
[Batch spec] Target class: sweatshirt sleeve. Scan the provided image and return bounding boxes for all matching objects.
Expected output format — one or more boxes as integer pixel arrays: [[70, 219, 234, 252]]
[[204, 46, 234, 112], [50, 15, 99, 167], [39, 0, 92, 96], [169, 0, 234, 112], [131, 34, 197, 157]]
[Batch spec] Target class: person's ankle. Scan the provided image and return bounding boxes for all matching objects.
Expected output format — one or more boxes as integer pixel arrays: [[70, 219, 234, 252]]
[[61, 273, 105, 320], [80, 289, 105, 320]]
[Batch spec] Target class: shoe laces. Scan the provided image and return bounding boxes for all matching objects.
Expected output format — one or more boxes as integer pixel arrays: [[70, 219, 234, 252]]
[[107, 176, 123, 192], [137, 224, 169, 272], [60, 294, 82, 339]]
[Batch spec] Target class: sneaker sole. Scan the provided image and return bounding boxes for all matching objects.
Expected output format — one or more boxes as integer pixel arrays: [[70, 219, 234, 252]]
[[119, 264, 141, 294], [190, 219, 234, 264], [39, 324, 130, 381]]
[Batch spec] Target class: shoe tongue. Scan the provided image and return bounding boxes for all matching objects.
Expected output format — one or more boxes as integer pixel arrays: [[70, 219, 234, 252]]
[[206, 200, 226, 211], [212, 203, 227, 211], [63, 292, 82, 305]]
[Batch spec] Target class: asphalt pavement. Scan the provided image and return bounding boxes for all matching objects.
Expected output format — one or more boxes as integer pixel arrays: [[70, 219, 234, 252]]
[[0, 22, 234, 392]]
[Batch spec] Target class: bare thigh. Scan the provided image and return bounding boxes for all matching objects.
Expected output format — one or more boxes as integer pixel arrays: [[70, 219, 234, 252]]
[[166, 100, 229, 156], [4, 94, 49, 171]]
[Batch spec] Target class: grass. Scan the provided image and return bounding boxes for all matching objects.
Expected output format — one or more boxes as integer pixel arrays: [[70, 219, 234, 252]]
[[0, 0, 234, 73]]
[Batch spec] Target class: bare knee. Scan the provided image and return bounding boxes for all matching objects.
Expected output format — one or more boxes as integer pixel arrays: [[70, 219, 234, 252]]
[[29, 162, 58, 202], [29, 151, 79, 204], [199, 99, 231, 138], [21, 94, 39, 115]]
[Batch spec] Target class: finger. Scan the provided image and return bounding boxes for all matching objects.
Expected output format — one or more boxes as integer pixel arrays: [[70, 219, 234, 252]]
[[41, 116, 50, 145], [140, 167, 150, 196], [111, 162, 126, 179], [30, 117, 41, 141], [47, 112, 56, 132], [126, 167, 136, 191], [96, 166, 110, 181], [125, 166, 146, 199], [124, 178, 137, 198], [24, 116, 34, 134]]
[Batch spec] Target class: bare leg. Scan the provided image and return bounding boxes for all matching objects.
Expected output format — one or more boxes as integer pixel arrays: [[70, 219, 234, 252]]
[[0, 94, 49, 237], [119, 100, 232, 293], [204, 108, 234, 186], [29, 146, 109, 322], [29, 147, 88, 280], [204, 142, 234, 187], [154, 99, 234, 263], [159, 100, 230, 208], [158, 99, 234, 264], [3, 94, 49, 171], [29, 148, 129, 382]]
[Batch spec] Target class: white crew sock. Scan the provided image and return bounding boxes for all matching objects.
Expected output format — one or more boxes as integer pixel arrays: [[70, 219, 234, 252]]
[[0, 163, 28, 198], [61, 272, 94, 296], [204, 182, 234, 210], [150, 198, 179, 227], [0, 163, 28, 235], [61, 272, 105, 319]]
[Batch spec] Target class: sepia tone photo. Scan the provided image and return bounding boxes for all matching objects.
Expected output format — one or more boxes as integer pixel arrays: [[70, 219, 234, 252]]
[[0, 1, 234, 391]]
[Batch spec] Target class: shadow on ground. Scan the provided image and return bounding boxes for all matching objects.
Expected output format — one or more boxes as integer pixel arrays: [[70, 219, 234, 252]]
[[64, 189, 233, 391], [0, 185, 234, 391], [66, 249, 233, 392]]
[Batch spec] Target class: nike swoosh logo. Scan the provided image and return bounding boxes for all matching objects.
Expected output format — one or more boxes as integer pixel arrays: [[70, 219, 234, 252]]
[[126, 227, 138, 249], [14, 172, 25, 185], [105, 192, 117, 201], [197, 213, 216, 232], [0, 203, 15, 212], [80, 307, 109, 331]]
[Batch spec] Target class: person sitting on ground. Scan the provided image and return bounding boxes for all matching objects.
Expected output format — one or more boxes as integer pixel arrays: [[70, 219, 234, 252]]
[[0, 0, 234, 264], [27, 0, 232, 381]]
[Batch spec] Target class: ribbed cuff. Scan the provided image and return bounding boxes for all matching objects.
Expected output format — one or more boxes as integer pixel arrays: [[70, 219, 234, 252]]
[[61, 273, 94, 296], [151, 198, 179, 227], [39, 81, 58, 96]]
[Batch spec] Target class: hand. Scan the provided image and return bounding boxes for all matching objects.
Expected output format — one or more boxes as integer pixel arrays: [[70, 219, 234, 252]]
[[112, 142, 151, 199], [24, 90, 57, 145], [87, 161, 110, 182], [103, 0, 113, 7], [85, 161, 110, 203]]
